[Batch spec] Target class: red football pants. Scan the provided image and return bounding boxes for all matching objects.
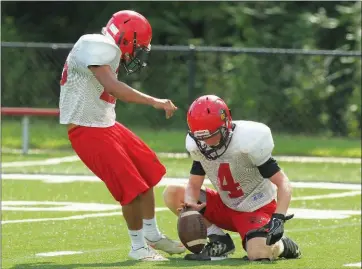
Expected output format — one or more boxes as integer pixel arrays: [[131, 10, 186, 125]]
[[68, 122, 166, 205]]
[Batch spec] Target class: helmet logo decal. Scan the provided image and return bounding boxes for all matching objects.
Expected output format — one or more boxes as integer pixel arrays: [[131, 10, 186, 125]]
[[194, 130, 211, 139], [109, 23, 119, 35], [220, 109, 226, 121]]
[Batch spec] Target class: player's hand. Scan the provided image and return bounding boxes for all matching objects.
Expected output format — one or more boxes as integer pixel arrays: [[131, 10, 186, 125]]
[[261, 213, 294, 246], [152, 98, 178, 119], [177, 202, 206, 213]]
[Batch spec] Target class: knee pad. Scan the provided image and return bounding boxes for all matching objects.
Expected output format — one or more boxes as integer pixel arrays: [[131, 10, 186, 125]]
[[197, 189, 207, 215], [242, 229, 268, 251]]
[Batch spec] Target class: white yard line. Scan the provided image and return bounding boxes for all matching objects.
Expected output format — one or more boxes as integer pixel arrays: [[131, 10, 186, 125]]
[[1, 207, 169, 225], [292, 191, 361, 201], [2, 154, 360, 167], [344, 262, 362, 267], [1, 174, 361, 191], [286, 223, 361, 233], [2, 156, 80, 167], [3, 206, 361, 225]]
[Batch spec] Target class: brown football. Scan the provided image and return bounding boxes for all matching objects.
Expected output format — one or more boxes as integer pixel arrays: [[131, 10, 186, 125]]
[[177, 208, 207, 254]]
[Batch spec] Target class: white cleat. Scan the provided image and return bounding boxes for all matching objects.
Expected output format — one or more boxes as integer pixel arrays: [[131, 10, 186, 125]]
[[128, 246, 169, 261], [145, 235, 186, 255]]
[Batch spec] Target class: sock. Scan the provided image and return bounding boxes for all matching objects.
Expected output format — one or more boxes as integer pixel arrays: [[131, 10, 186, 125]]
[[207, 224, 226, 236], [143, 218, 162, 241], [276, 239, 285, 257], [128, 229, 147, 250]]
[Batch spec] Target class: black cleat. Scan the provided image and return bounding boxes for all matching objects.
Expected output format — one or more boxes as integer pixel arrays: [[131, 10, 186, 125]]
[[184, 233, 235, 261], [280, 237, 301, 259]]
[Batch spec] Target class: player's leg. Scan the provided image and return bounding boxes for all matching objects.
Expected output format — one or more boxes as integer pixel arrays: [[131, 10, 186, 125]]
[[68, 125, 167, 261], [232, 201, 301, 261], [119, 123, 185, 254], [139, 186, 160, 238]]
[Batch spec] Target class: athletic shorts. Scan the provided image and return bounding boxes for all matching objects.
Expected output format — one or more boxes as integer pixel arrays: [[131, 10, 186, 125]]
[[68, 122, 166, 205], [203, 188, 276, 239]]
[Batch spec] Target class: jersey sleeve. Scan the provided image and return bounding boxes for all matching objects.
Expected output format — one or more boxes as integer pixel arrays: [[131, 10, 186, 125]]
[[248, 125, 275, 166], [76, 38, 120, 68], [185, 134, 202, 161]]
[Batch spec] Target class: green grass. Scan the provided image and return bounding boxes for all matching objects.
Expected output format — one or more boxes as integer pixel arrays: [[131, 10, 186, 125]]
[[2, 154, 361, 184], [1, 176, 361, 269], [2, 119, 361, 157]]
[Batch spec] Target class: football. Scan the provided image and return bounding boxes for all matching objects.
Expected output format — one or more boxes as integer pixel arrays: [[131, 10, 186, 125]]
[[177, 208, 207, 254]]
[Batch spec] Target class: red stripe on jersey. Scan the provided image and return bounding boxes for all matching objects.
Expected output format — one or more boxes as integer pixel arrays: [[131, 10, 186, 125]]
[[100, 90, 116, 104]]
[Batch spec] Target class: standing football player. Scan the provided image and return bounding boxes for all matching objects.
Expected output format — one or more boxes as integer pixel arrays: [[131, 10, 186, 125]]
[[59, 10, 185, 261], [163, 95, 301, 261]]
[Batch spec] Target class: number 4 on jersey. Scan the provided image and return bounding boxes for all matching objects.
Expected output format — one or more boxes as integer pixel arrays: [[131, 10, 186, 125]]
[[218, 163, 244, 198]]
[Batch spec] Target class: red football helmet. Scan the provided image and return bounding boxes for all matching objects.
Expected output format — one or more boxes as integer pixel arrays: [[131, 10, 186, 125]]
[[187, 95, 234, 160], [102, 10, 152, 74]]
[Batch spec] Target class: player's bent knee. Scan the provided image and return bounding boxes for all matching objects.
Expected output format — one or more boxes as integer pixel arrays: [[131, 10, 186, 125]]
[[246, 237, 273, 261], [163, 185, 185, 213]]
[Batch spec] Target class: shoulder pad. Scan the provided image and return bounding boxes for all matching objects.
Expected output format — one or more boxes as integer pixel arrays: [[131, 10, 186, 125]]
[[233, 121, 272, 154], [234, 121, 274, 166], [185, 134, 202, 161], [75, 34, 121, 67]]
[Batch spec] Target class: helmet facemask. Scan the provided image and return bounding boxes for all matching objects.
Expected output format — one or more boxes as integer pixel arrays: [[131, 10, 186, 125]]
[[190, 123, 234, 161], [121, 32, 151, 75]]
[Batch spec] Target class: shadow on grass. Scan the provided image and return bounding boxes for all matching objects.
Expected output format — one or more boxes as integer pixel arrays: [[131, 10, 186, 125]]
[[9, 257, 276, 269]]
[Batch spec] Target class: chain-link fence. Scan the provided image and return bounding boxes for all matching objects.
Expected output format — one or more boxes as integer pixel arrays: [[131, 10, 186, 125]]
[[2, 42, 361, 137]]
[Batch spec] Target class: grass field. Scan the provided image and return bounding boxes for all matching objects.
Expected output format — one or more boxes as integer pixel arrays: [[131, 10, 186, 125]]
[[2, 173, 361, 269], [2, 116, 361, 269], [2, 119, 361, 157], [2, 151, 362, 269]]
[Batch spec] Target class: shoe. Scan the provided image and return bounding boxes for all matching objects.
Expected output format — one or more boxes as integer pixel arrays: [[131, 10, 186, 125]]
[[184, 233, 235, 261], [280, 237, 301, 259], [145, 234, 186, 255], [128, 246, 169, 261]]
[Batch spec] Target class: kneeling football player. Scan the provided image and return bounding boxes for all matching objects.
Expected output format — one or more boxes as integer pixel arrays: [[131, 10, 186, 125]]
[[163, 95, 301, 261]]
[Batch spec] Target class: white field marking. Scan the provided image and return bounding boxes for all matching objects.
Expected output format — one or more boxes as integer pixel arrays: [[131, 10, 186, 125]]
[[35, 251, 83, 257], [1, 207, 169, 225], [3, 247, 122, 264], [292, 190, 361, 201], [2, 155, 80, 168], [2, 203, 360, 225], [286, 208, 361, 220], [1, 201, 120, 212], [276, 156, 360, 164], [157, 153, 361, 164], [289, 181, 361, 191], [1, 174, 361, 191], [344, 262, 362, 267], [2, 154, 360, 168], [285, 222, 361, 233]]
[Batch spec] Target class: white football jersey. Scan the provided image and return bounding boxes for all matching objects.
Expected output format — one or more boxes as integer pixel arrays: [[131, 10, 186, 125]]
[[59, 34, 121, 127], [186, 120, 277, 212]]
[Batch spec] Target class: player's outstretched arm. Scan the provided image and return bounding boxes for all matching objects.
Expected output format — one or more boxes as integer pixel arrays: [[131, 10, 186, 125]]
[[89, 65, 177, 118]]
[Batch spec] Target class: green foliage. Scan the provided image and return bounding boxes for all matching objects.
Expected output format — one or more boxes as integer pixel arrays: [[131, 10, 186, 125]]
[[1, 2, 361, 137]]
